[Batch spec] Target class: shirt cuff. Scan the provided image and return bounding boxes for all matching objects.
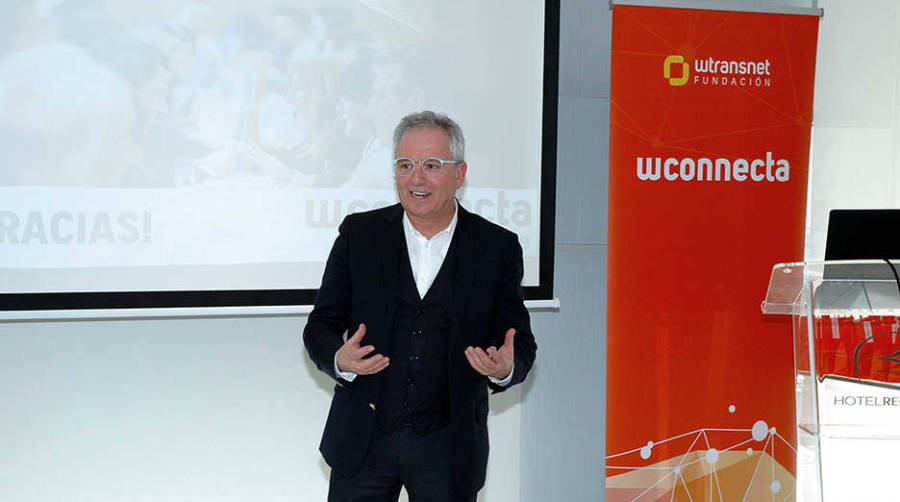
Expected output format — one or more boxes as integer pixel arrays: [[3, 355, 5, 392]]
[[334, 353, 358, 382], [488, 362, 515, 386]]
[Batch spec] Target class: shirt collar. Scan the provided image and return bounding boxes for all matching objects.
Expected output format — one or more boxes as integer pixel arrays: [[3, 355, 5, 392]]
[[402, 200, 459, 242]]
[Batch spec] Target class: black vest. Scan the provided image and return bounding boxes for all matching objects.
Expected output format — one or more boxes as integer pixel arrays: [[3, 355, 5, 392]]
[[375, 238, 456, 435]]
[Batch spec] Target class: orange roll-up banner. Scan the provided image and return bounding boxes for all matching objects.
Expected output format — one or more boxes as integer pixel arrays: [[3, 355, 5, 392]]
[[607, 5, 819, 502]]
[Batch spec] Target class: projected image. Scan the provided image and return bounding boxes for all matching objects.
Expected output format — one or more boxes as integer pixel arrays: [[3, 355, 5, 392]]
[[1, 1, 432, 189], [0, 0, 546, 295]]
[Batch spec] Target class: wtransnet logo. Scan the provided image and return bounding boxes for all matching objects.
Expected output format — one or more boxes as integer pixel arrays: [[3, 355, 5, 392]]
[[663, 55, 689, 86], [663, 54, 773, 89]]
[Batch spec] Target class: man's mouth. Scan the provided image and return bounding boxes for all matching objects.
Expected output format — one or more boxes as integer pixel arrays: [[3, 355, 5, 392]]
[[410, 191, 431, 199]]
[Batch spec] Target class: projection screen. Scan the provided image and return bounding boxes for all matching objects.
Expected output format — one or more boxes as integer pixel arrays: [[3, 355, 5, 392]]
[[0, 0, 558, 310]]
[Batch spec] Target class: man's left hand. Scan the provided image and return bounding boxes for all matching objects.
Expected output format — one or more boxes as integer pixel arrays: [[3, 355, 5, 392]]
[[465, 328, 515, 380]]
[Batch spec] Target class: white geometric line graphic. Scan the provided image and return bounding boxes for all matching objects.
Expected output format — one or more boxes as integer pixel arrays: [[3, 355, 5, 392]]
[[606, 418, 795, 502], [780, 486, 796, 502], [712, 460, 725, 502], [607, 466, 678, 471], [771, 430, 776, 502], [773, 431, 797, 453], [678, 472, 696, 502], [627, 471, 673, 502], [677, 430, 703, 468], [607, 429, 707, 460], [740, 431, 772, 502]]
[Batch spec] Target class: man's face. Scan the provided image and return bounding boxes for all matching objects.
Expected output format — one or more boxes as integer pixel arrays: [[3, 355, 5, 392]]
[[395, 126, 466, 226]]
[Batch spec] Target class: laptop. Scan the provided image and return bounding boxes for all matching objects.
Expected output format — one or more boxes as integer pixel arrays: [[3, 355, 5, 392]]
[[819, 209, 900, 309]]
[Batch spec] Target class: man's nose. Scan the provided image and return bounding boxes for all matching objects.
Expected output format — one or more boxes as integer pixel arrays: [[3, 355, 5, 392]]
[[409, 164, 427, 183]]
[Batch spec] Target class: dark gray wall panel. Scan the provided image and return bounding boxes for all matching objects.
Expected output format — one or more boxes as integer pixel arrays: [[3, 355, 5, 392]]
[[559, 0, 611, 99], [521, 244, 607, 502], [555, 96, 609, 246]]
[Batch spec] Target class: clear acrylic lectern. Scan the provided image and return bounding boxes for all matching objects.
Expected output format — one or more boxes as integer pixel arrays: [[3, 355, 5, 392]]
[[762, 260, 900, 502]]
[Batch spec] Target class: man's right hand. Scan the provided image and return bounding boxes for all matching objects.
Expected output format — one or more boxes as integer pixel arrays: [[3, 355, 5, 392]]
[[335, 323, 390, 375]]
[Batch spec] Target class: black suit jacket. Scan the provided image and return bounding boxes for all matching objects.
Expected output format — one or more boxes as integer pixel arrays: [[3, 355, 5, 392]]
[[303, 203, 537, 496]]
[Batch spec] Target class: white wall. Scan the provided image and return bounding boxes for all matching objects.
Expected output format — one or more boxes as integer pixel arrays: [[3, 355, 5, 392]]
[[0, 316, 523, 501], [806, 0, 900, 259]]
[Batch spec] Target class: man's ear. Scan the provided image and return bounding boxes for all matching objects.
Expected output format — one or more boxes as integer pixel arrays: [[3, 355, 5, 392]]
[[455, 161, 467, 188]]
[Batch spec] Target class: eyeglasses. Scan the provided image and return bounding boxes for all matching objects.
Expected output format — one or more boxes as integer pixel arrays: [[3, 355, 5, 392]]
[[393, 157, 462, 178]]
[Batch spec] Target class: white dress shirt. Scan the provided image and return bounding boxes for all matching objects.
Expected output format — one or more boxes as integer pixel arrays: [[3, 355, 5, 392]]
[[402, 205, 458, 299], [336, 203, 513, 386]]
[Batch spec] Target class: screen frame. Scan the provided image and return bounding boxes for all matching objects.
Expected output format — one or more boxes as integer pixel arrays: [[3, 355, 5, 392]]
[[0, 0, 559, 311]]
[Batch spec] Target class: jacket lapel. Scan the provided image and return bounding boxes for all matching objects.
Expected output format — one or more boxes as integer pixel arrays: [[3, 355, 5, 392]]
[[451, 205, 479, 342], [379, 204, 403, 339]]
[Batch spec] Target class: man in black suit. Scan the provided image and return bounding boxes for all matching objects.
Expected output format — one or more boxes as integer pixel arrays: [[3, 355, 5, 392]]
[[304, 111, 536, 501]]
